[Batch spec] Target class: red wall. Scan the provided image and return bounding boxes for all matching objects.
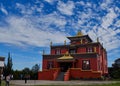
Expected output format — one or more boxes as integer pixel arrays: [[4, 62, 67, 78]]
[[42, 59, 48, 70], [77, 47, 86, 53], [38, 68, 60, 80], [38, 71, 54, 80], [61, 48, 68, 54], [70, 68, 102, 79], [51, 49, 56, 55]]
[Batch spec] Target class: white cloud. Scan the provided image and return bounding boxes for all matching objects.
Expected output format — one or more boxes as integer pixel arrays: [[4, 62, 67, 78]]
[[38, 12, 67, 29], [101, 8, 117, 29], [100, 0, 112, 10], [76, 1, 85, 6], [0, 4, 8, 15], [44, 0, 55, 4], [0, 15, 67, 47], [16, 3, 43, 15], [16, 3, 32, 15], [57, 1, 75, 16], [114, 20, 120, 27]]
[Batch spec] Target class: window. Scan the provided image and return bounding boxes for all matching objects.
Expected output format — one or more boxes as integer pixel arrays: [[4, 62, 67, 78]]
[[71, 41, 76, 44], [56, 49, 60, 55], [69, 49, 76, 54], [82, 60, 90, 70], [98, 60, 101, 70], [47, 61, 53, 69], [87, 47, 93, 53]]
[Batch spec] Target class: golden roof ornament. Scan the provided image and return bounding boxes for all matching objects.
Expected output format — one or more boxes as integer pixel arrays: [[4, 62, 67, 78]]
[[58, 51, 73, 60], [76, 31, 83, 37], [65, 51, 69, 56], [50, 41, 52, 46], [64, 40, 66, 45]]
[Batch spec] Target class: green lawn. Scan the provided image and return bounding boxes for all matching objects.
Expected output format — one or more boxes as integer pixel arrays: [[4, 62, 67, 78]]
[[35, 83, 120, 86], [1, 80, 6, 86]]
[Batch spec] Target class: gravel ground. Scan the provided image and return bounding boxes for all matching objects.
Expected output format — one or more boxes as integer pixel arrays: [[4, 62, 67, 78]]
[[10, 80, 120, 86]]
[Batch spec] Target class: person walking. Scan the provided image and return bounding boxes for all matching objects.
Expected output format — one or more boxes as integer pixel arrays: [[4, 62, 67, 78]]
[[6, 75, 10, 86], [24, 75, 27, 84]]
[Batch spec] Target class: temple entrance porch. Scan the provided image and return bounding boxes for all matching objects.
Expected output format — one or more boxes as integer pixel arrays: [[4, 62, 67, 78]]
[[59, 62, 72, 72]]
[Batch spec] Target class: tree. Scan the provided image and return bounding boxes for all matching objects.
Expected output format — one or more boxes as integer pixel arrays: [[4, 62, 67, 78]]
[[31, 64, 40, 73], [3, 52, 13, 76], [22, 67, 30, 74], [7, 52, 13, 74], [31, 64, 40, 80], [108, 58, 120, 79], [112, 58, 120, 68]]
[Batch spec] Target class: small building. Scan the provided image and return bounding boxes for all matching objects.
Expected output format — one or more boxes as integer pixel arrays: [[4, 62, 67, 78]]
[[38, 31, 108, 81], [0, 56, 5, 74]]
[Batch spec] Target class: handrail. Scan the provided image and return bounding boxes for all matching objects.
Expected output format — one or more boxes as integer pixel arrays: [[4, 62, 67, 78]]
[[64, 69, 70, 81]]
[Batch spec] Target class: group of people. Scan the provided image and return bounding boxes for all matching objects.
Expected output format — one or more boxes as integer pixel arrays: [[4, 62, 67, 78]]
[[0, 74, 13, 86], [0, 74, 30, 85]]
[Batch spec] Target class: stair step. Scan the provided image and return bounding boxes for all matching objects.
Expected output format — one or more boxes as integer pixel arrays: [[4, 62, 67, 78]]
[[56, 72, 65, 81]]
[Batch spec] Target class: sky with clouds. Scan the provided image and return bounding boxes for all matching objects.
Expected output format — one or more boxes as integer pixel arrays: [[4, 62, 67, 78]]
[[0, 0, 120, 70]]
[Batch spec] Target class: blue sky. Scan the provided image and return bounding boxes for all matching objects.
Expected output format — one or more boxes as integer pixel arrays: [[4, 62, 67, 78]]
[[0, 0, 120, 70]]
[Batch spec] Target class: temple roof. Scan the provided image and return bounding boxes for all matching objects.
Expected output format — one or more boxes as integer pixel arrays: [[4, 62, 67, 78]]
[[58, 51, 74, 60], [67, 31, 92, 42], [67, 35, 93, 43]]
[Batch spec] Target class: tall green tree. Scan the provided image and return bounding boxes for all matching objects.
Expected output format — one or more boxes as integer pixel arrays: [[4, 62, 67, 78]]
[[7, 52, 13, 74], [31, 64, 40, 79], [3, 52, 13, 76]]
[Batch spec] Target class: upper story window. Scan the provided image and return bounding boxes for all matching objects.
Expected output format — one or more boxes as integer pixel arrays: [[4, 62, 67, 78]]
[[56, 49, 61, 55], [71, 41, 76, 44], [69, 49, 76, 54], [82, 60, 90, 70], [87, 47, 93, 53]]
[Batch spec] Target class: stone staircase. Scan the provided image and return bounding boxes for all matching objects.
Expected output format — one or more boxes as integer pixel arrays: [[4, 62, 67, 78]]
[[56, 72, 65, 81]]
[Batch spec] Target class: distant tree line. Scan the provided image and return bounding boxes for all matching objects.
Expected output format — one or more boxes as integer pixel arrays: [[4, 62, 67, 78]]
[[12, 64, 40, 80], [3, 52, 40, 80], [108, 58, 120, 79]]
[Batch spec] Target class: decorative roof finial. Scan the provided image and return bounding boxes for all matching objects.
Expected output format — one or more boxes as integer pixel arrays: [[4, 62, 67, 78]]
[[50, 41, 52, 46], [76, 30, 83, 37], [65, 51, 69, 54], [97, 37, 99, 42], [64, 40, 66, 45]]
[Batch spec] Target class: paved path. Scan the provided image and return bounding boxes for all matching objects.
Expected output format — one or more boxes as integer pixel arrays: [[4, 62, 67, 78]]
[[10, 80, 120, 86]]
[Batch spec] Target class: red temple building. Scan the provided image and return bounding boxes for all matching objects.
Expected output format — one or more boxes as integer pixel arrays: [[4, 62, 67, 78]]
[[38, 31, 108, 81]]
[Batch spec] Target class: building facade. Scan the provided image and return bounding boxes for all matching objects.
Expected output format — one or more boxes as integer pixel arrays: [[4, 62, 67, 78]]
[[38, 32, 108, 81]]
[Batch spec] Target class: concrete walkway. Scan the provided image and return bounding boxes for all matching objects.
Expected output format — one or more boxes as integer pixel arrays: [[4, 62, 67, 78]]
[[10, 80, 120, 86]]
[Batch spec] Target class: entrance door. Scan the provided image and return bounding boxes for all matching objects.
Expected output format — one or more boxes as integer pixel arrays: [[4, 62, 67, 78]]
[[59, 62, 72, 72]]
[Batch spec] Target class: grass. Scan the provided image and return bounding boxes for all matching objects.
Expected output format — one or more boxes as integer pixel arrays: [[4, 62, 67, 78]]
[[1, 80, 6, 86], [34, 83, 120, 86]]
